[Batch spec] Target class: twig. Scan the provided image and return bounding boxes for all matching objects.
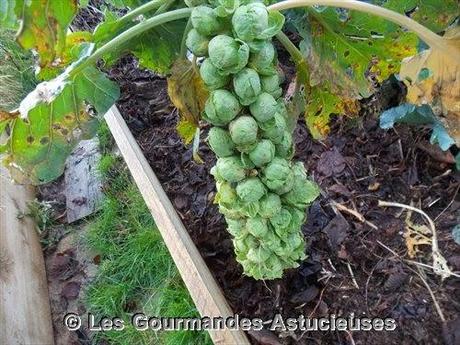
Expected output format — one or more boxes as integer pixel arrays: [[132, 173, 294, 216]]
[[378, 200, 454, 280], [414, 266, 446, 323], [376, 240, 460, 278], [434, 184, 459, 221], [346, 262, 359, 289], [331, 201, 378, 230], [376, 240, 446, 323]]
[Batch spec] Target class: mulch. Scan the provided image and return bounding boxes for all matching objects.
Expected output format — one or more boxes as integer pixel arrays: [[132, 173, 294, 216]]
[[107, 55, 460, 345]]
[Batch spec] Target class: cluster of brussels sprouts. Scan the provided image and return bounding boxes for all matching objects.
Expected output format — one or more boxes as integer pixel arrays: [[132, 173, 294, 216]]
[[185, 0, 319, 280]]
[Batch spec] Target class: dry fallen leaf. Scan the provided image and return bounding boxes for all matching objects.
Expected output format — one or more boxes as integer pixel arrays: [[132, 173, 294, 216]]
[[404, 221, 432, 258], [400, 26, 460, 145]]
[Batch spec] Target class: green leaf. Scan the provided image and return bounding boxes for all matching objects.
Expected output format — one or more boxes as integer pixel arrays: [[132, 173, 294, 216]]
[[379, 103, 434, 128], [3, 55, 119, 184], [431, 123, 455, 151], [93, 7, 187, 74], [14, 0, 79, 79], [374, 0, 459, 33], [380, 103, 455, 151], [0, 0, 18, 28]]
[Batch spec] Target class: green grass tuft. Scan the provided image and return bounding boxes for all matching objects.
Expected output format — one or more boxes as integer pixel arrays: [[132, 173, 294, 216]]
[[0, 28, 36, 111], [84, 125, 212, 345]]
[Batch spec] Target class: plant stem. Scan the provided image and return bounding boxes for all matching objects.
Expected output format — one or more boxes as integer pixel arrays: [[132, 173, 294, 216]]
[[120, 0, 167, 23], [180, 18, 193, 58], [268, 0, 447, 51], [70, 8, 192, 77], [275, 32, 303, 65]]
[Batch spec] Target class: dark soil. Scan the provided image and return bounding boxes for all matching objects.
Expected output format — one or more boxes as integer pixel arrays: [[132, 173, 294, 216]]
[[106, 55, 460, 345]]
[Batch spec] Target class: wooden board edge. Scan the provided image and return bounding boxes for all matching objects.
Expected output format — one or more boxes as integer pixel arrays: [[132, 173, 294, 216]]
[[104, 106, 250, 345], [0, 167, 55, 345]]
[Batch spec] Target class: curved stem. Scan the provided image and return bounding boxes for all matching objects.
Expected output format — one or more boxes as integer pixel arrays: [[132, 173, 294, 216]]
[[70, 8, 192, 77], [268, 0, 447, 50], [275, 32, 303, 65], [120, 0, 167, 23]]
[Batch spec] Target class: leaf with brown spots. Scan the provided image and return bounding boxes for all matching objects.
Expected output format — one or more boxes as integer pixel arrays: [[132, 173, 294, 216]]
[[290, 0, 458, 138], [3, 57, 119, 184], [13, 0, 79, 80], [167, 59, 208, 144]]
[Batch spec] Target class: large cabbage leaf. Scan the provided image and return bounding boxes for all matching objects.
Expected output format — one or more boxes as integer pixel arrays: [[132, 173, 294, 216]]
[[289, 0, 459, 138], [2, 47, 119, 184]]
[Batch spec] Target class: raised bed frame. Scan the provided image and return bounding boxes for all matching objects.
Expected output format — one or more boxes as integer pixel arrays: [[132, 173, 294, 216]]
[[105, 106, 250, 345]]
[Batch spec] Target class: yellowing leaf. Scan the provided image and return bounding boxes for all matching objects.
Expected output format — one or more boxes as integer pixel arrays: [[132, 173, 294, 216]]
[[15, 0, 78, 80], [305, 83, 360, 139], [176, 118, 197, 145], [400, 26, 460, 145], [167, 59, 209, 144]]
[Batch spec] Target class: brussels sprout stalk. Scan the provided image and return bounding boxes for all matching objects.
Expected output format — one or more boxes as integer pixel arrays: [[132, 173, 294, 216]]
[[192, 2, 320, 280]]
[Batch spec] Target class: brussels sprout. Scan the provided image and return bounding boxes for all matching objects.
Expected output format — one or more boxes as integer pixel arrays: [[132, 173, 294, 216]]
[[226, 217, 246, 237], [263, 229, 282, 250], [215, 156, 246, 182], [283, 232, 304, 250], [270, 208, 292, 234], [249, 92, 277, 122], [199, 59, 230, 90], [208, 35, 250, 75], [248, 139, 275, 167], [261, 157, 294, 194], [232, 3, 285, 41], [264, 256, 284, 278], [240, 152, 256, 169], [236, 177, 266, 202], [233, 234, 257, 253], [229, 115, 258, 148], [232, 3, 268, 41], [204, 90, 241, 126], [214, 0, 239, 17], [275, 131, 294, 159], [236, 200, 260, 217], [246, 217, 268, 237], [185, 0, 207, 7], [246, 246, 270, 263], [191, 6, 224, 36], [233, 68, 261, 105], [292, 161, 307, 179], [258, 193, 281, 218], [216, 181, 237, 204], [185, 29, 209, 57], [287, 206, 305, 231], [219, 203, 245, 219], [207, 127, 235, 157], [260, 74, 282, 98], [282, 176, 320, 209], [260, 112, 286, 144], [249, 41, 275, 72]]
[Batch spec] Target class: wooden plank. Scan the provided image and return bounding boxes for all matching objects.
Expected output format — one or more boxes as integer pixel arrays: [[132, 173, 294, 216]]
[[65, 138, 103, 223], [0, 167, 54, 345], [104, 106, 250, 345]]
